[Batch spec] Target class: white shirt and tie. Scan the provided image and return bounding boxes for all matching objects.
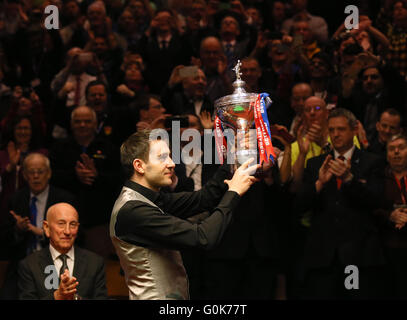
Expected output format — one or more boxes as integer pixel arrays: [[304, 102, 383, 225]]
[[49, 244, 75, 277]]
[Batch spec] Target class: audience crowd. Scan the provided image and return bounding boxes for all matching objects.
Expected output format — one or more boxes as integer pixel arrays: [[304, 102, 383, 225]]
[[0, 0, 407, 300]]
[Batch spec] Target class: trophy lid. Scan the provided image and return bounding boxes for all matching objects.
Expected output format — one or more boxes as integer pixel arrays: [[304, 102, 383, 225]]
[[214, 60, 258, 108]]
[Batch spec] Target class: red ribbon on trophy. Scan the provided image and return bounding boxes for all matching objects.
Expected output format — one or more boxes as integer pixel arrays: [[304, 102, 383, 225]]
[[214, 115, 227, 164], [253, 94, 276, 164]]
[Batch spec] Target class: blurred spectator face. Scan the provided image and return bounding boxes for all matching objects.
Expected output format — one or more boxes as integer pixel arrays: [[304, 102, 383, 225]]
[[127, 0, 145, 18], [387, 137, 407, 171], [86, 84, 107, 114], [292, 0, 308, 12], [140, 98, 166, 123], [393, 1, 407, 25], [328, 116, 357, 153], [154, 11, 173, 33], [125, 63, 145, 91], [88, 5, 105, 27], [246, 7, 262, 28], [310, 57, 330, 78], [362, 67, 384, 96], [293, 21, 312, 43], [93, 37, 109, 55], [290, 83, 312, 114], [24, 155, 51, 195], [43, 204, 79, 254], [220, 16, 240, 38], [18, 97, 33, 115], [122, 53, 145, 71], [303, 96, 328, 127], [376, 112, 401, 143], [241, 59, 262, 89], [14, 118, 32, 146], [272, 1, 285, 22], [180, 114, 203, 139], [200, 37, 223, 71], [182, 69, 207, 99], [118, 9, 136, 32], [191, 2, 206, 21], [64, 0, 80, 20], [71, 107, 97, 140], [268, 39, 288, 63]]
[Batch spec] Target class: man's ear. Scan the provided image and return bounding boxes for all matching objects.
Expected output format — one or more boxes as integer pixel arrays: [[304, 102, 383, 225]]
[[43, 220, 50, 238], [133, 159, 146, 175]]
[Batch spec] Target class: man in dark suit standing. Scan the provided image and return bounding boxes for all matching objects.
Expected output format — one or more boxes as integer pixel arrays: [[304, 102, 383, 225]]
[[18, 202, 107, 300], [0, 153, 76, 299], [296, 108, 386, 299]]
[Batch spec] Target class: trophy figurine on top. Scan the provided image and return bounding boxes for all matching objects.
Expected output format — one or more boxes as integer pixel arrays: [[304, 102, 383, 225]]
[[214, 60, 276, 171]]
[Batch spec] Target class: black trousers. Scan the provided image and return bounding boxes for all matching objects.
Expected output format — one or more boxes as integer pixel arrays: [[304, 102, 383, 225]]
[[304, 255, 387, 300]]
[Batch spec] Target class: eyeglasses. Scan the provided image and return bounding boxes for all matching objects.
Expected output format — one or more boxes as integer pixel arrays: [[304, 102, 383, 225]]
[[303, 106, 323, 113], [26, 169, 47, 176]]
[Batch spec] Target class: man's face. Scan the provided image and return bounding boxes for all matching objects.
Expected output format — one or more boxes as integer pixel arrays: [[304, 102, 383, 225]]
[[14, 118, 32, 147], [128, 0, 145, 17], [309, 57, 330, 78], [293, 21, 312, 43], [292, 0, 307, 12], [64, 1, 80, 19], [88, 7, 105, 26], [155, 11, 172, 33], [328, 116, 357, 153], [182, 69, 207, 99], [291, 85, 312, 114], [387, 138, 407, 171], [394, 1, 407, 25], [44, 206, 79, 254], [220, 16, 240, 37], [71, 108, 97, 140], [376, 112, 401, 143], [93, 37, 108, 55], [24, 156, 51, 195], [200, 39, 223, 70], [148, 98, 166, 120], [144, 140, 175, 190], [86, 84, 107, 114], [241, 60, 261, 89], [272, 1, 285, 21], [302, 97, 328, 127], [362, 68, 383, 96], [268, 39, 287, 63], [246, 8, 262, 27]]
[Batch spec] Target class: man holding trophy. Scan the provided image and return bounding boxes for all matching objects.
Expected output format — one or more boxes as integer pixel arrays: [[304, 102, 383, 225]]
[[110, 61, 283, 300]]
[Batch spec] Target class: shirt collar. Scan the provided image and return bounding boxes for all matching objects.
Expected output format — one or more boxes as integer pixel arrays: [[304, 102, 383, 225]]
[[334, 145, 355, 162], [157, 34, 172, 43], [124, 179, 160, 203], [30, 185, 49, 202], [223, 40, 236, 47], [49, 244, 75, 262]]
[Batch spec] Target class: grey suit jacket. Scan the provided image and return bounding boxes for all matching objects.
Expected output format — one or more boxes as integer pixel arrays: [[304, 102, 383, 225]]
[[18, 246, 108, 300]]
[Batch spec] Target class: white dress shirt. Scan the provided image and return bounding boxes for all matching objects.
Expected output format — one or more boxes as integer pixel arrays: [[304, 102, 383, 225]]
[[334, 145, 355, 164], [49, 244, 75, 277]]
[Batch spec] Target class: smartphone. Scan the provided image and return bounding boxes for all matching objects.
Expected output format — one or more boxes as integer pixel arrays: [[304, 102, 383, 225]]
[[78, 52, 93, 64], [394, 204, 407, 209], [292, 34, 303, 47], [179, 66, 199, 79], [165, 115, 189, 128], [269, 125, 296, 143]]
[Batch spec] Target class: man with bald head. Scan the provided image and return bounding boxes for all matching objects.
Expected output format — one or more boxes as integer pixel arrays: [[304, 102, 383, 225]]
[[199, 36, 233, 103], [50, 106, 121, 258], [18, 203, 107, 300], [0, 154, 76, 299]]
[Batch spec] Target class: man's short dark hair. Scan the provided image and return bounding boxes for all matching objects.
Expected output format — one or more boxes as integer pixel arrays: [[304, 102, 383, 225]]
[[328, 108, 358, 128], [120, 130, 152, 178], [85, 80, 108, 97], [381, 108, 402, 120], [387, 134, 407, 148]]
